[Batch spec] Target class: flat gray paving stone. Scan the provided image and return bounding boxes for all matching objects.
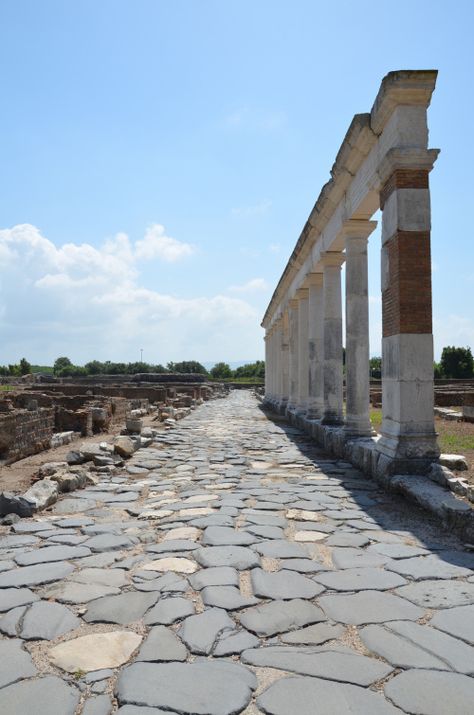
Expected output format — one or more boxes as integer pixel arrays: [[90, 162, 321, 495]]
[[243, 513, 287, 527], [253, 540, 308, 558], [201, 585, 259, 610], [0, 638, 37, 688], [213, 629, 260, 656], [241, 645, 392, 685], [384, 669, 474, 715], [251, 568, 324, 600], [145, 540, 199, 553], [133, 573, 187, 593], [54, 517, 95, 528], [319, 590, 424, 625], [188, 566, 239, 590], [325, 533, 370, 548], [0, 586, 39, 612], [0, 534, 39, 548], [0, 675, 79, 714], [240, 599, 325, 636], [83, 534, 135, 552], [0, 605, 27, 635], [314, 567, 407, 591], [386, 553, 473, 580], [136, 625, 187, 662], [144, 597, 195, 625], [194, 545, 260, 570], [395, 580, 474, 608], [243, 525, 285, 539], [82, 695, 113, 715], [117, 707, 170, 714], [431, 604, 474, 644], [44, 581, 121, 604], [368, 542, 430, 559], [257, 675, 400, 715], [13, 521, 56, 533], [14, 544, 91, 566], [178, 608, 235, 654], [0, 561, 75, 588], [72, 567, 129, 588], [52, 497, 98, 513], [330, 547, 389, 569], [84, 591, 159, 624], [278, 558, 327, 573], [202, 526, 257, 546], [281, 623, 345, 645], [21, 600, 81, 640], [116, 661, 256, 714]]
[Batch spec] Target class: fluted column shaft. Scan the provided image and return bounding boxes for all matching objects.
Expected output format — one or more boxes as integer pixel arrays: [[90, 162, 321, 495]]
[[322, 253, 344, 424], [287, 299, 299, 411], [296, 289, 309, 415]]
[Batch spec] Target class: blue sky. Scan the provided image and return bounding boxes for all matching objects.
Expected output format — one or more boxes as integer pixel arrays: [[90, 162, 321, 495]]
[[0, 0, 472, 366]]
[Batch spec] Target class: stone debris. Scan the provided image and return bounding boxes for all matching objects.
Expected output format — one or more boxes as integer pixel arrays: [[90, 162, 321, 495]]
[[0, 391, 472, 714]]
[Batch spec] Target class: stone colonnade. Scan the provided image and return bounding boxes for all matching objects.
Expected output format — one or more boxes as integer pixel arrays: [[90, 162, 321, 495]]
[[262, 70, 440, 477]]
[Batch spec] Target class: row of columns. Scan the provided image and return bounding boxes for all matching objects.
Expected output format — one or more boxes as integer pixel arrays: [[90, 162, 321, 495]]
[[265, 219, 376, 437]]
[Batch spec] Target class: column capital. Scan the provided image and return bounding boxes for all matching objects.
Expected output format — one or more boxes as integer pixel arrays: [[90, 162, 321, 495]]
[[304, 272, 323, 287], [341, 219, 378, 242], [377, 147, 439, 189], [371, 70, 438, 135], [295, 288, 309, 300], [320, 251, 345, 268]]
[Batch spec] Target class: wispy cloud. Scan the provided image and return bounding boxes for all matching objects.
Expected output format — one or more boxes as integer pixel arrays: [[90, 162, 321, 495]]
[[231, 200, 272, 218], [229, 278, 269, 294]]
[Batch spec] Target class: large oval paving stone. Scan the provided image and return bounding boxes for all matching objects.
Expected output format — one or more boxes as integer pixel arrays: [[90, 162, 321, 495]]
[[386, 553, 473, 581], [144, 597, 195, 625], [318, 590, 424, 625], [257, 675, 400, 714], [21, 600, 81, 640], [194, 546, 260, 570], [0, 676, 79, 715], [178, 608, 235, 654], [0, 586, 39, 612], [14, 544, 91, 566], [135, 625, 187, 662], [314, 567, 407, 591], [241, 645, 392, 685], [0, 638, 37, 688], [395, 580, 474, 608], [251, 568, 324, 600], [115, 661, 256, 715], [240, 599, 325, 637], [201, 526, 257, 546], [431, 604, 474, 644], [0, 561, 75, 588], [84, 591, 159, 624], [385, 669, 474, 715]]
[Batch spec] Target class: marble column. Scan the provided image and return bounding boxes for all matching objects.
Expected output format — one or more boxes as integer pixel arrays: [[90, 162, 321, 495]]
[[343, 220, 377, 436], [296, 289, 309, 415], [287, 298, 299, 412], [321, 252, 344, 425], [306, 273, 324, 420], [377, 148, 440, 469], [273, 318, 282, 407], [279, 311, 290, 411], [264, 333, 270, 400]]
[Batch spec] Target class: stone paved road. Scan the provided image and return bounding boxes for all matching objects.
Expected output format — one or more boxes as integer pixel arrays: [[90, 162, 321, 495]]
[[1, 391, 474, 714]]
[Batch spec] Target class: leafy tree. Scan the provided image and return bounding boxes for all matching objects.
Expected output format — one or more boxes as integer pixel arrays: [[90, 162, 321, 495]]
[[233, 360, 265, 379], [440, 346, 474, 379], [433, 362, 444, 379], [369, 357, 382, 379], [8, 364, 20, 376], [210, 362, 232, 379], [167, 361, 208, 375], [19, 358, 31, 375], [53, 356, 73, 375], [84, 360, 104, 374]]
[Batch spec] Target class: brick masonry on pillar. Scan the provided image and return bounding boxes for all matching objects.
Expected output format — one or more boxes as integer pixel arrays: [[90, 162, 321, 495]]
[[261, 69, 440, 478]]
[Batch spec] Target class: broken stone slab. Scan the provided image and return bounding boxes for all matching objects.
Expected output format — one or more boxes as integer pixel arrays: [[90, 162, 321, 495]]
[[314, 567, 407, 592], [0, 586, 40, 612], [201, 585, 259, 610], [395, 579, 474, 609], [440, 454, 468, 471], [115, 661, 256, 715], [0, 561, 75, 588], [20, 600, 81, 640], [144, 597, 195, 625], [251, 568, 324, 600], [0, 638, 37, 688], [430, 604, 474, 644], [0, 491, 37, 518], [0, 676, 80, 715], [82, 695, 113, 715], [66, 451, 87, 465], [135, 625, 188, 662], [14, 544, 91, 566], [213, 629, 260, 656], [318, 590, 424, 625], [281, 622, 345, 645], [22, 479, 59, 511], [178, 608, 235, 654], [257, 675, 400, 715], [241, 645, 392, 685], [384, 669, 474, 715], [239, 599, 325, 637], [50, 631, 143, 672], [188, 566, 239, 590]]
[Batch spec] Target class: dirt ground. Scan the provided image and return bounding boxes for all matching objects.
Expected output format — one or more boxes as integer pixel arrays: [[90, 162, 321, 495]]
[[0, 414, 160, 494]]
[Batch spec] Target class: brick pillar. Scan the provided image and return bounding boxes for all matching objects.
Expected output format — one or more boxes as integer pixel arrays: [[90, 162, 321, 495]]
[[377, 149, 440, 469], [307, 273, 324, 420], [287, 298, 299, 412], [296, 288, 309, 415], [321, 252, 345, 425], [343, 220, 377, 437]]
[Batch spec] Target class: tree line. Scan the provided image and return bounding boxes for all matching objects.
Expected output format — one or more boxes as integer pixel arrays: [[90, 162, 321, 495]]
[[0, 356, 265, 381]]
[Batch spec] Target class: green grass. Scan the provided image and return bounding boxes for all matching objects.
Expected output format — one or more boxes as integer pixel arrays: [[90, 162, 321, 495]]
[[437, 432, 474, 452], [370, 408, 383, 431], [0, 385, 15, 391]]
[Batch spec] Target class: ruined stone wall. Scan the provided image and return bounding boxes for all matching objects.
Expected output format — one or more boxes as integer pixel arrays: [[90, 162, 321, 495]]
[[0, 407, 55, 464]]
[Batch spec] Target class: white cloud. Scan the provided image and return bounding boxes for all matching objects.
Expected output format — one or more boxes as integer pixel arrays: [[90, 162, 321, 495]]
[[0, 224, 262, 364], [135, 224, 195, 262], [229, 278, 269, 294], [224, 108, 286, 132], [231, 200, 272, 218]]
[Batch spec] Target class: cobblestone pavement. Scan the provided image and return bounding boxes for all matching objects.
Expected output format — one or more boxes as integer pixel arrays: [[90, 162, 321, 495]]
[[1, 391, 473, 714]]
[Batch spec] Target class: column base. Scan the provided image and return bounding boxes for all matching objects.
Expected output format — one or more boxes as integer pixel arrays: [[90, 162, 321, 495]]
[[322, 412, 344, 426], [376, 430, 440, 474], [344, 421, 375, 439]]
